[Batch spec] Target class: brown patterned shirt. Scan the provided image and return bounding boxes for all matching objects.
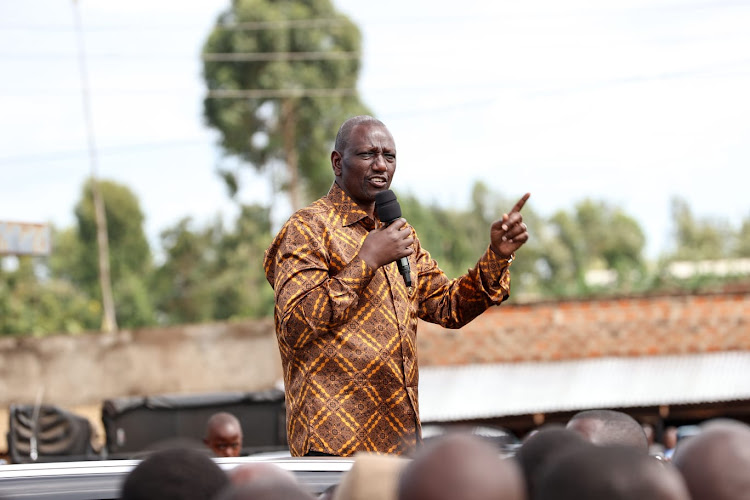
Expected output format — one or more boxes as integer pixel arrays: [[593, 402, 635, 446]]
[[264, 182, 512, 456]]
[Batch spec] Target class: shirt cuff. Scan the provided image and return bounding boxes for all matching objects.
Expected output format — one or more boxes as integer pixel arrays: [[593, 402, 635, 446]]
[[333, 253, 377, 293], [479, 246, 512, 301]]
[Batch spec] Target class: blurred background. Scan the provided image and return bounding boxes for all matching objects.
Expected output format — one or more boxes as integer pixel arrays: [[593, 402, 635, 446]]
[[0, 0, 748, 464]]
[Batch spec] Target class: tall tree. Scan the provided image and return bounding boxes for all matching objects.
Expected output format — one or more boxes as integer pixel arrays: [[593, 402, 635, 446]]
[[51, 179, 155, 328], [213, 204, 276, 319], [0, 249, 100, 336], [735, 214, 750, 257], [152, 204, 275, 324], [152, 217, 219, 324], [541, 199, 646, 295], [202, 0, 370, 209], [668, 197, 730, 260]]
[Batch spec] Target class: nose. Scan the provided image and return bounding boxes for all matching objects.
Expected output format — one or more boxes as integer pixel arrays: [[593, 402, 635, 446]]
[[372, 153, 387, 171]]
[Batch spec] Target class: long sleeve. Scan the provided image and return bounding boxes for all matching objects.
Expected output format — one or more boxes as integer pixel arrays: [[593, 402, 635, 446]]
[[265, 211, 376, 349], [414, 240, 512, 329]]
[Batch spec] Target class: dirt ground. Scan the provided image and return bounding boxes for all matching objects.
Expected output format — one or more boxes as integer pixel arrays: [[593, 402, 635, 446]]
[[0, 404, 106, 461]]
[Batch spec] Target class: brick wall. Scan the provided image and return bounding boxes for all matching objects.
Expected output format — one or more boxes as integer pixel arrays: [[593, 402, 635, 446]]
[[416, 289, 750, 366]]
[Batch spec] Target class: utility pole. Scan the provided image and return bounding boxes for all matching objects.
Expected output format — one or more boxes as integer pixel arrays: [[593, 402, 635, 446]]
[[72, 0, 117, 333], [281, 98, 301, 211]]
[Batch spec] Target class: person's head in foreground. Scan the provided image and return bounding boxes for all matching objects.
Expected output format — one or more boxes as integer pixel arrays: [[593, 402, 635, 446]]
[[214, 478, 315, 500], [398, 432, 526, 500], [535, 444, 689, 500], [514, 424, 592, 498], [566, 409, 649, 452], [120, 447, 229, 500], [671, 418, 750, 500], [332, 452, 409, 500]]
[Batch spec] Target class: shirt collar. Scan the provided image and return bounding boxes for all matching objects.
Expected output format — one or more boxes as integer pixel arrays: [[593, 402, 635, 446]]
[[326, 182, 374, 227]]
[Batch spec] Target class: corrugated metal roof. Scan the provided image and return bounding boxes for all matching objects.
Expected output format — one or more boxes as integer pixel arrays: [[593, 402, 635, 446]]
[[419, 351, 750, 422]]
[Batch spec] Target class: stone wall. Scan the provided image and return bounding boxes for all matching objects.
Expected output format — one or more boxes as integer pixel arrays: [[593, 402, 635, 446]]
[[0, 318, 282, 409], [0, 319, 283, 454]]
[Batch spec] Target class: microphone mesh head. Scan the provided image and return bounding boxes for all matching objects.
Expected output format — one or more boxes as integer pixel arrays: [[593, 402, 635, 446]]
[[374, 190, 401, 223]]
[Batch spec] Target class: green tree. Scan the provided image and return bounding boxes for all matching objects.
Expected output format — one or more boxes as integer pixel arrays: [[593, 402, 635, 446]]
[[152, 218, 219, 324], [51, 179, 155, 328], [398, 193, 466, 278], [576, 200, 646, 286], [533, 222, 578, 296], [152, 204, 275, 324], [213, 204, 275, 319], [655, 199, 746, 291], [202, 0, 370, 209], [735, 214, 750, 257], [540, 199, 646, 296], [668, 197, 730, 260], [0, 253, 100, 336]]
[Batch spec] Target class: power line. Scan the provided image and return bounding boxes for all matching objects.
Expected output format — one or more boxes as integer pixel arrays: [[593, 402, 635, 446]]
[[219, 18, 350, 30], [206, 88, 357, 99], [202, 51, 359, 62], [0, 51, 361, 61], [2, 2, 748, 32], [0, 139, 212, 166], [2, 55, 746, 98], [0, 17, 351, 32], [0, 88, 359, 99]]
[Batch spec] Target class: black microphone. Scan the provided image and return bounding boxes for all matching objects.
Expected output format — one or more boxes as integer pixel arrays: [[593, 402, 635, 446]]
[[374, 189, 412, 287]]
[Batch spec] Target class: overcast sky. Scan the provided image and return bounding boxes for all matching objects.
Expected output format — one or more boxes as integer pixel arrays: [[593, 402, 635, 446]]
[[1, 0, 748, 259]]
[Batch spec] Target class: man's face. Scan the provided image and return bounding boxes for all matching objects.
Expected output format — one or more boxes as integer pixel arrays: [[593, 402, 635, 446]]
[[332, 122, 396, 213], [205, 423, 243, 458]]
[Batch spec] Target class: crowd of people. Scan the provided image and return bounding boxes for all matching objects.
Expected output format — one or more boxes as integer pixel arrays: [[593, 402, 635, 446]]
[[116, 411, 750, 500]]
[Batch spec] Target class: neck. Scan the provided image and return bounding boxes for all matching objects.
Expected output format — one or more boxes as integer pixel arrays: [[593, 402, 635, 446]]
[[334, 180, 376, 218]]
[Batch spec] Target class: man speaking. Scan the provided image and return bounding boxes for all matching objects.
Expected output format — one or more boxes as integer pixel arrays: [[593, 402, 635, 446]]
[[264, 116, 529, 456]]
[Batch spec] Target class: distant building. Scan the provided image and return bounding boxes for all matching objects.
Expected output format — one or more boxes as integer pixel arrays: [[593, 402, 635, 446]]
[[415, 287, 750, 436]]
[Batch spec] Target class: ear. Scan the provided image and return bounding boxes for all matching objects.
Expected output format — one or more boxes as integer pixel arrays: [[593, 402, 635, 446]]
[[331, 150, 342, 177]]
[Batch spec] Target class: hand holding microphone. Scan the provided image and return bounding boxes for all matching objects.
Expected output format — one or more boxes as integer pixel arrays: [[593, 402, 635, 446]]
[[358, 190, 413, 287], [375, 190, 412, 287]]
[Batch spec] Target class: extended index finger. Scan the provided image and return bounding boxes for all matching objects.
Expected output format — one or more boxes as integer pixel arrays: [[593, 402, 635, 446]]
[[510, 192, 531, 214]]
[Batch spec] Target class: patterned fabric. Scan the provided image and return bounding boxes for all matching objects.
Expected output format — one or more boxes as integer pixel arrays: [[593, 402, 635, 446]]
[[264, 182, 512, 456]]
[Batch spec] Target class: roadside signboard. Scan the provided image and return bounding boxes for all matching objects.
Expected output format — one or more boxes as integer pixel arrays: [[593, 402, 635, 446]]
[[0, 221, 51, 256]]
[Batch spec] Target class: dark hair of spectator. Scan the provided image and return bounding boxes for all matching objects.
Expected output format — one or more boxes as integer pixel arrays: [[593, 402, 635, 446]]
[[120, 447, 229, 500]]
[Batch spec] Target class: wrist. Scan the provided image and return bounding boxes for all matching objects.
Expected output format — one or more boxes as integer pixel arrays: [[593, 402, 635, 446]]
[[490, 245, 514, 263]]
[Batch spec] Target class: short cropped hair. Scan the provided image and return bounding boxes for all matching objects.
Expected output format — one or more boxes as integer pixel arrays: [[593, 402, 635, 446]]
[[567, 409, 648, 451], [121, 447, 229, 500], [334, 115, 386, 152]]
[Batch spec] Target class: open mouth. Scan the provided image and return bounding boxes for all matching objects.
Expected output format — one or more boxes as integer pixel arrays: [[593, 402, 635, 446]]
[[368, 176, 388, 188]]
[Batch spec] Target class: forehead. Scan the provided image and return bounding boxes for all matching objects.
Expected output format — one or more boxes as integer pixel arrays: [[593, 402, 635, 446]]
[[211, 421, 241, 436], [347, 122, 395, 149]]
